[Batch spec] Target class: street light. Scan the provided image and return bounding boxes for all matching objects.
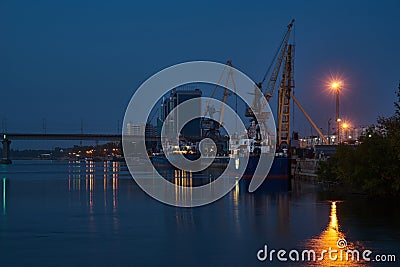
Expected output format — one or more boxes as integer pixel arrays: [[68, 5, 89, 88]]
[[327, 118, 332, 144], [330, 80, 342, 144], [341, 121, 350, 142], [336, 118, 342, 143]]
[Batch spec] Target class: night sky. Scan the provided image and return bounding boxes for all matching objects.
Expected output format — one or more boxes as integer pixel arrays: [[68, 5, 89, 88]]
[[1, 0, 399, 148]]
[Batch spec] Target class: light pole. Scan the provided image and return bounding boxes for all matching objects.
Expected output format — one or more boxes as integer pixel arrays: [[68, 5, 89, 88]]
[[337, 118, 342, 143], [327, 118, 332, 144], [330, 81, 342, 144], [341, 122, 349, 142]]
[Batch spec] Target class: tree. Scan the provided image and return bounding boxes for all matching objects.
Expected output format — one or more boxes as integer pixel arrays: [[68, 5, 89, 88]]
[[318, 83, 400, 197]]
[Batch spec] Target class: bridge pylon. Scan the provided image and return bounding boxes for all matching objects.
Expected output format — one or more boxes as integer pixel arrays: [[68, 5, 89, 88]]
[[1, 136, 12, 164]]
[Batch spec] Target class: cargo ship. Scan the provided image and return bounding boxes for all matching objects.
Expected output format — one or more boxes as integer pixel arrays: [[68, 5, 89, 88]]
[[151, 153, 291, 191], [150, 135, 292, 192]]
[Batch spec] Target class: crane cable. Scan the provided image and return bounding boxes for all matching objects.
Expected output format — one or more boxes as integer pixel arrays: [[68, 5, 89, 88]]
[[259, 27, 289, 87]]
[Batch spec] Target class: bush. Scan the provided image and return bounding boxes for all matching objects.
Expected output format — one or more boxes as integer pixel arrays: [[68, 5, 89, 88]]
[[318, 85, 400, 197]]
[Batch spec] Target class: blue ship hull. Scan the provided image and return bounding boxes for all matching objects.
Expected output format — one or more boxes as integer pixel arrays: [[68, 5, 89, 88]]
[[150, 155, 291, 191], [241, 156, 291, 191]]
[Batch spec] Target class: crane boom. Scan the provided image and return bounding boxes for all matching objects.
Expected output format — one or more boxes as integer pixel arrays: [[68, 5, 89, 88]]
[[219, 62, 236, 125], [201, 61, 236, 143], [264, 19, 295, 101], [291, 92, 329, 144], [245, 19, 295, 118]]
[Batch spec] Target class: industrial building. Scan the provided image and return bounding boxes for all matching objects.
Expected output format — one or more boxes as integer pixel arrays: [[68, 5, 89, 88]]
[[160, 88, 202, 139]]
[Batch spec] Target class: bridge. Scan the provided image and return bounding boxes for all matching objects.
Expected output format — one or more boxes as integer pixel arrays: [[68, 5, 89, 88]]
[[1, 133, 160, 164], [3, 133, 122, 141]]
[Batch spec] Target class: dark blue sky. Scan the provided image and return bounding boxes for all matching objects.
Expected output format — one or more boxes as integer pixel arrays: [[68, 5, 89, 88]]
[[1, 0, 399, 146]]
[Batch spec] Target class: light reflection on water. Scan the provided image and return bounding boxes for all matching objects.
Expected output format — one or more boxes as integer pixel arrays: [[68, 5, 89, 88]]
[[303, 201, 368, 266], [67, 160, 120, 211], [2, 177, 6, 216], [0, 160, 398, 267]]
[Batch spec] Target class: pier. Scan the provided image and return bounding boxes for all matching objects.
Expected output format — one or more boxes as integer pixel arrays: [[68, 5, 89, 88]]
[[293, 158, 319, 180]]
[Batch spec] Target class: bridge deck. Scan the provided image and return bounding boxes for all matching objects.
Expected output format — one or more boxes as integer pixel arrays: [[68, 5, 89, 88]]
[[2, 133, 160, 142]]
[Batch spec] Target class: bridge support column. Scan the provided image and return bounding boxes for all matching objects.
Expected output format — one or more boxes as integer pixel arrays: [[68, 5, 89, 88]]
[[1, 139, 11, 164]]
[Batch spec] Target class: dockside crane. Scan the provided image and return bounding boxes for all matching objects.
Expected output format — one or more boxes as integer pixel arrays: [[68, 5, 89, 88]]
[[245, 19, 295, 150], [204, 60, 236, 127], [247, 19, 328, 150], [201, 61, 236, 155]]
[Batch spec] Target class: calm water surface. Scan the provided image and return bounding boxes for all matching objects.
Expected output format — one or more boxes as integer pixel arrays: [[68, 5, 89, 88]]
[[0, 160, 399, 266]]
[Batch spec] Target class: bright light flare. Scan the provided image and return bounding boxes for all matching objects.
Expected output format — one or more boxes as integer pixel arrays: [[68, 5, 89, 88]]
[[330, 81, 341, 90], [341, 122, 350, 129], [323, 73, 348, 95]]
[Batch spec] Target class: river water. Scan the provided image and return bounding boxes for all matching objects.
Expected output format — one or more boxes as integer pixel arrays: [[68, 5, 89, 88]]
[[0, 160, 398, 266]]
